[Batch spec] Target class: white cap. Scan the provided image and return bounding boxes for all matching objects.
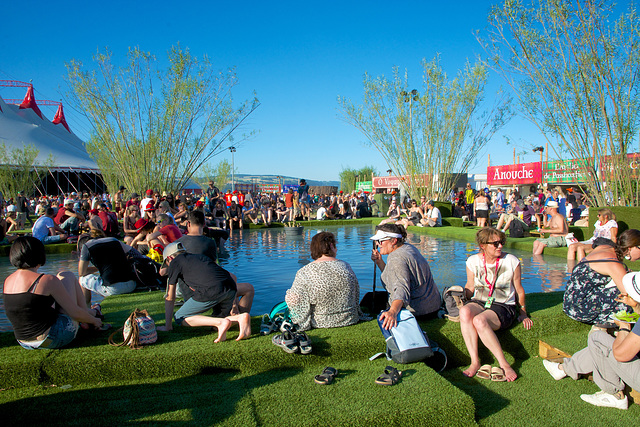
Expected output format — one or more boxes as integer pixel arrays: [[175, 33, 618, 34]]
[[162, 241, 186, 267], [622, 272, 640, 303], [370, 230, 402, 241]]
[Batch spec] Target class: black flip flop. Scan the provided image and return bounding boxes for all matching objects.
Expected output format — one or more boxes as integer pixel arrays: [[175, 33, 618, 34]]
[[375, 366, 402, 386], [314, 366, 338, 385]]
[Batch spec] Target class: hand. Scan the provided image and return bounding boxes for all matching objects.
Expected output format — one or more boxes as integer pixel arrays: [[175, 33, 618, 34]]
[[380, 309, 399, 330], [371, 249, 381, 262], [519, 313, 533, 330], [615, 294, 638, 308], [156, 325, 172, 332], [613, 319, 631, 330]]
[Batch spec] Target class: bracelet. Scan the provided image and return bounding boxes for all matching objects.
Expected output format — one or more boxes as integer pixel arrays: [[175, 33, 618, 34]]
[[620, 328, 632, 333]]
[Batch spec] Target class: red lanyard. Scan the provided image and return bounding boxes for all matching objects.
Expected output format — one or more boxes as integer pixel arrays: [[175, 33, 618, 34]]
[[483, 255, 500, 297]]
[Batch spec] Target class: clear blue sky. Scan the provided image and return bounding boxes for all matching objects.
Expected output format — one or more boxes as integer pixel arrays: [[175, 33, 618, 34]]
[[1, 0, 550, 182]]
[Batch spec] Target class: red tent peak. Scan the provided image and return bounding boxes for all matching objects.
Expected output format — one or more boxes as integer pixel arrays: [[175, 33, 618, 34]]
[[19, 84, 44, 119], [52, 103, 71, 132]]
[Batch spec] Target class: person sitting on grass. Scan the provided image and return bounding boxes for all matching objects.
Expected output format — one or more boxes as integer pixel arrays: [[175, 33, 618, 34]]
[[543, 271, 640, 410], [566, 208, 618, 261], [242, 200, 260, 225], [144, 213, 183, 248], [563, 229, 640, 327], [460, 227, 532, 382], [31, 207, 67, 244], [420, 200, 442, 227], [370, 223, 441, 330], [228, 201, 244, 231], [532, 201, 568, 255], [156, 241, 251, 342], [3, 236, 103, 349], [379, 200, 402, 225], [285, 231, 362, 331]]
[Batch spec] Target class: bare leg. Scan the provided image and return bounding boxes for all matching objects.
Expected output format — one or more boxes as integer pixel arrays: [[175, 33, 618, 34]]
[[567, 243, 578, 260], [181, 315, 231, 343], [235, 282, 254, 314], [532, 240, 546, 255], [226, 312, 251, 341], [460, 303, 484, 377], [472, 310, 517, 381], [57, 271, 92, 315]]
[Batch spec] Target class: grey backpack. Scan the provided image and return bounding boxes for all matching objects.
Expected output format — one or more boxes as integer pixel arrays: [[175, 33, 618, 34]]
[[442, 285, 466, 322]]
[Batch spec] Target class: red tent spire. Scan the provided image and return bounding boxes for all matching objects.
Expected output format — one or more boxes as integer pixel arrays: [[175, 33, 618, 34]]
[[52, 103, 71, 132], [19, 84, 43, 119]]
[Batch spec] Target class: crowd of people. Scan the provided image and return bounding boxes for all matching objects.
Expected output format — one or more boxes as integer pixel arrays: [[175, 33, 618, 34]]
[[1, 179, 640, 410]]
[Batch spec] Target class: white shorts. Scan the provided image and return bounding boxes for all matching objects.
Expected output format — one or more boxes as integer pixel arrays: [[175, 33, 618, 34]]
[[80, 273, 137, 297]]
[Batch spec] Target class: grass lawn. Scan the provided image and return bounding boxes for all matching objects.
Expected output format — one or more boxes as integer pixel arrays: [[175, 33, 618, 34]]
[[1, 219, 639, 424]]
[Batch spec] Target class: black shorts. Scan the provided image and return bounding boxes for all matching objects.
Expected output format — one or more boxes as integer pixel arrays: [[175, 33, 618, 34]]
[[467, 299, 519, 330], [475, 209, 489, 219]]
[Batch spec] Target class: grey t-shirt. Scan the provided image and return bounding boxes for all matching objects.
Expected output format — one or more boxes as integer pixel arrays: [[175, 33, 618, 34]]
[[380, 243, 441, 316]]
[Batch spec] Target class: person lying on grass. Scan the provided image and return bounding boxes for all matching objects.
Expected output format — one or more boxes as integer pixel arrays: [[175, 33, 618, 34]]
[[3, 236, 103, 349], [543, 271, 640, 410], [157, 241, 251, 342], [460, 227, 532, 382]]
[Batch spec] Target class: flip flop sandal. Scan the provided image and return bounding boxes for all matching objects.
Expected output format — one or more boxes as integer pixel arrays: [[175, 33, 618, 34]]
[[314, 366, 338, 385], [260, 314, 275, 336], [475, 364, 492, 380], [295, 331, 312, 355], [491, 367, 507, 382], [375, 366, 402, 386], [271, 330, 299, 353]]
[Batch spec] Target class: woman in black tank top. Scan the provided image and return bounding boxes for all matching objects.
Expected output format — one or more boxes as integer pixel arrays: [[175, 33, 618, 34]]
[[3, 236, 103, 349]]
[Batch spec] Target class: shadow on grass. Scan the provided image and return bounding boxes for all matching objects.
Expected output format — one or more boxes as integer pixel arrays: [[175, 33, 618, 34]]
[[2, 367, 301, 425]]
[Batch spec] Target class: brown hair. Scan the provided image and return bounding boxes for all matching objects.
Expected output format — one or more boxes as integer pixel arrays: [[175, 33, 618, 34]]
[[476, 227, 506, 247], [310, 231, 336, 260], [615, 229, 640, 260]]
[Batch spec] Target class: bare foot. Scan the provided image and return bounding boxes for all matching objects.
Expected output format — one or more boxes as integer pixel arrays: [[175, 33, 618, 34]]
[[214, 318, 231, 343], [236, 313, 251, 341], [502, 364, 518, 382], [462, 362, 481, 378]]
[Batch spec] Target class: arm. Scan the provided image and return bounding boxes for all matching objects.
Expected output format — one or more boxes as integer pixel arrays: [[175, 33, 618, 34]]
[[45, 276, 101, 326], [371, 247, 386, 272], [464, 266, 475, 300], [539, 216, 565, 234], [511, 264, 533, 329], [609, 226, 618, 243], [157, 284, 176, 331], [78, 259, 98, 277], [379, 299, 404, 330], [612, 321, 640, 362]]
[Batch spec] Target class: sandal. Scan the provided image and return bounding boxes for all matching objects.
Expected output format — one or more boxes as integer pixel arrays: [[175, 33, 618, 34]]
[[295, 331, 312, 355], [475, 364, 492, 380], [375, 366, 402, 386], [491, 366, 507, 382], [314, 367, 338, 385], [91, 303, 105, 321], [272, 330, 299, 353]]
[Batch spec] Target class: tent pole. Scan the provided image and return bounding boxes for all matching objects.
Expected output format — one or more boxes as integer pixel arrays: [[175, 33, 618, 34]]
[[48, 169, 64, 195]]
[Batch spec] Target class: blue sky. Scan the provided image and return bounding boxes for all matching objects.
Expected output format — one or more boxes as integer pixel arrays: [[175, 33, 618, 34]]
[[1, 0, 552, 181]]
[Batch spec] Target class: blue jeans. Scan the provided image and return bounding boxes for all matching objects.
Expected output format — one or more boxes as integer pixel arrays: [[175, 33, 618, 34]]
[[18, 314, 79, 350]]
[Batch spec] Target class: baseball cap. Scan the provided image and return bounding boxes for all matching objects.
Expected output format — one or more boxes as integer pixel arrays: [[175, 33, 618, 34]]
[[162, 241, 186, 267]]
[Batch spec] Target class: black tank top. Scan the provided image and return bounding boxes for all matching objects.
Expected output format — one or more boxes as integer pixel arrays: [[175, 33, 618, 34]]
[[4, 274, 58, 340]]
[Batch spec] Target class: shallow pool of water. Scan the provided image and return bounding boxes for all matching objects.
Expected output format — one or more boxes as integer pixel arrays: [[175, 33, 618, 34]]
[[0, 225, 570, 332]]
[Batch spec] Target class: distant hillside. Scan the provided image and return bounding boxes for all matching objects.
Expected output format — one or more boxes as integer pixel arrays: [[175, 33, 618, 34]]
[[199, 174, 339, 188]]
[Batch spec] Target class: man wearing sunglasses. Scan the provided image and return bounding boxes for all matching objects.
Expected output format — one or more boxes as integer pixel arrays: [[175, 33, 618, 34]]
[[532, 201, 568, 255]]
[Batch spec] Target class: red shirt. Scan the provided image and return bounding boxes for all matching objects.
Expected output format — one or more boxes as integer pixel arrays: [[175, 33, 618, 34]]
[[160, 224, 183, 243], [54, 207, 72, 225], [285, 193, 294, 208], [224, 193, 233, 207], [237, 192, 245, 206]]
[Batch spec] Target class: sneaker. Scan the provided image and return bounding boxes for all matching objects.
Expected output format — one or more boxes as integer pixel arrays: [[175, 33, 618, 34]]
[[580, 390, 628, 409], [542, 359, 567, 380]]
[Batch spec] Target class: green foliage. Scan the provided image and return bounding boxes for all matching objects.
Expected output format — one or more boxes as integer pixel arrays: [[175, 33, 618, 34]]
[[339, 165, 377, 193], [481, 0, 640, 206], [194, 159, 232, 191], [339, 57, 511, 201], [0, 143, 52, 199], [65, 45, 259, 195]]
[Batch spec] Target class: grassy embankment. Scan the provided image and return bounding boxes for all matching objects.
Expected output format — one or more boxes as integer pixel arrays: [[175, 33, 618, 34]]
[[0, 218, 639, 424]]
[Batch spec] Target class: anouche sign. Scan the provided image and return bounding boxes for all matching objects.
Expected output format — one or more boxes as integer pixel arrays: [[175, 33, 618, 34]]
[[487, 162, 542, 186]]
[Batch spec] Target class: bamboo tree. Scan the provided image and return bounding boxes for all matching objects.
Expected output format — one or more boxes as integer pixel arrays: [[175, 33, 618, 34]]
[[479, 0, 640, 206], [339, 58, 511, 201], [65, 45, 259, 195]]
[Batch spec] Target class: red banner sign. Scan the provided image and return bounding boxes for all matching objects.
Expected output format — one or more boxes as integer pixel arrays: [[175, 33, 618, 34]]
[[600, 153, 640, 180], [487, 162, 542, 185]]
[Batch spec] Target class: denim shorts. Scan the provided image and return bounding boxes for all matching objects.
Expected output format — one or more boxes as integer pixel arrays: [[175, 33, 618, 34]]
[[174, 289, 236, 325], [18, 314, 79, 350], [80, 274, 137, 297]]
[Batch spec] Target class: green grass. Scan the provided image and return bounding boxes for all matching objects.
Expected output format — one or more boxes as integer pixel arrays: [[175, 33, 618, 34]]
[[1, 291, 638, 424]]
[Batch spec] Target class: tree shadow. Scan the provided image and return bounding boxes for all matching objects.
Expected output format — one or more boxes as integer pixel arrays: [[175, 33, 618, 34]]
[[2, 367, 301, 425]]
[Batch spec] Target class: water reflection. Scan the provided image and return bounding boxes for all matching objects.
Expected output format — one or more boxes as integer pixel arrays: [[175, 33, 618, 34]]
[[0, 225, 571, 332]]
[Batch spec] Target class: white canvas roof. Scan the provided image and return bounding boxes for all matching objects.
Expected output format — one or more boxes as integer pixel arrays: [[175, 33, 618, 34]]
[[0, 94, 99, 173]]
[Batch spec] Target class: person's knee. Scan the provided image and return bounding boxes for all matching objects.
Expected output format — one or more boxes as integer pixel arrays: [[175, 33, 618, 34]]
[[56, 270, 76, 283], [459, 305, 475, 323], [472, 314, 490, 331]]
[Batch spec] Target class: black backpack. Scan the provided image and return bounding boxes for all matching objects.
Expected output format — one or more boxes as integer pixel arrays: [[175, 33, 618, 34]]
[[509, 219, 525, 238]]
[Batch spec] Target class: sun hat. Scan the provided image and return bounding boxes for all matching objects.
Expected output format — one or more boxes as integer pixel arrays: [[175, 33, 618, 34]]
[[622, 272, 640, 303], [144, 202, 155, 212], [162, 241, 186, 267], [546, 201, 559, 208], [370, 230, 402, 241], [145, 189, 153, 196], [134, 218, 150, 233]]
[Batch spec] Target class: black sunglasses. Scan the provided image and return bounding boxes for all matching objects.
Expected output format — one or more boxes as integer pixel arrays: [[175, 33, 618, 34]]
[[486, 240, 505, 248]]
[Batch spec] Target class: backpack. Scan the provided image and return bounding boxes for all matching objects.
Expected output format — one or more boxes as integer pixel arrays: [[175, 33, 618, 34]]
[[108, 308, 157, 349], [509, 219, 525, 238], [372, 309, 434, 364], [441, 285, 466, 322]]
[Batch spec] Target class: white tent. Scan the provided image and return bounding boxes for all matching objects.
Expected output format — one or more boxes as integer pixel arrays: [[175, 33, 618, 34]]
[[0, 87, 99, 173]]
